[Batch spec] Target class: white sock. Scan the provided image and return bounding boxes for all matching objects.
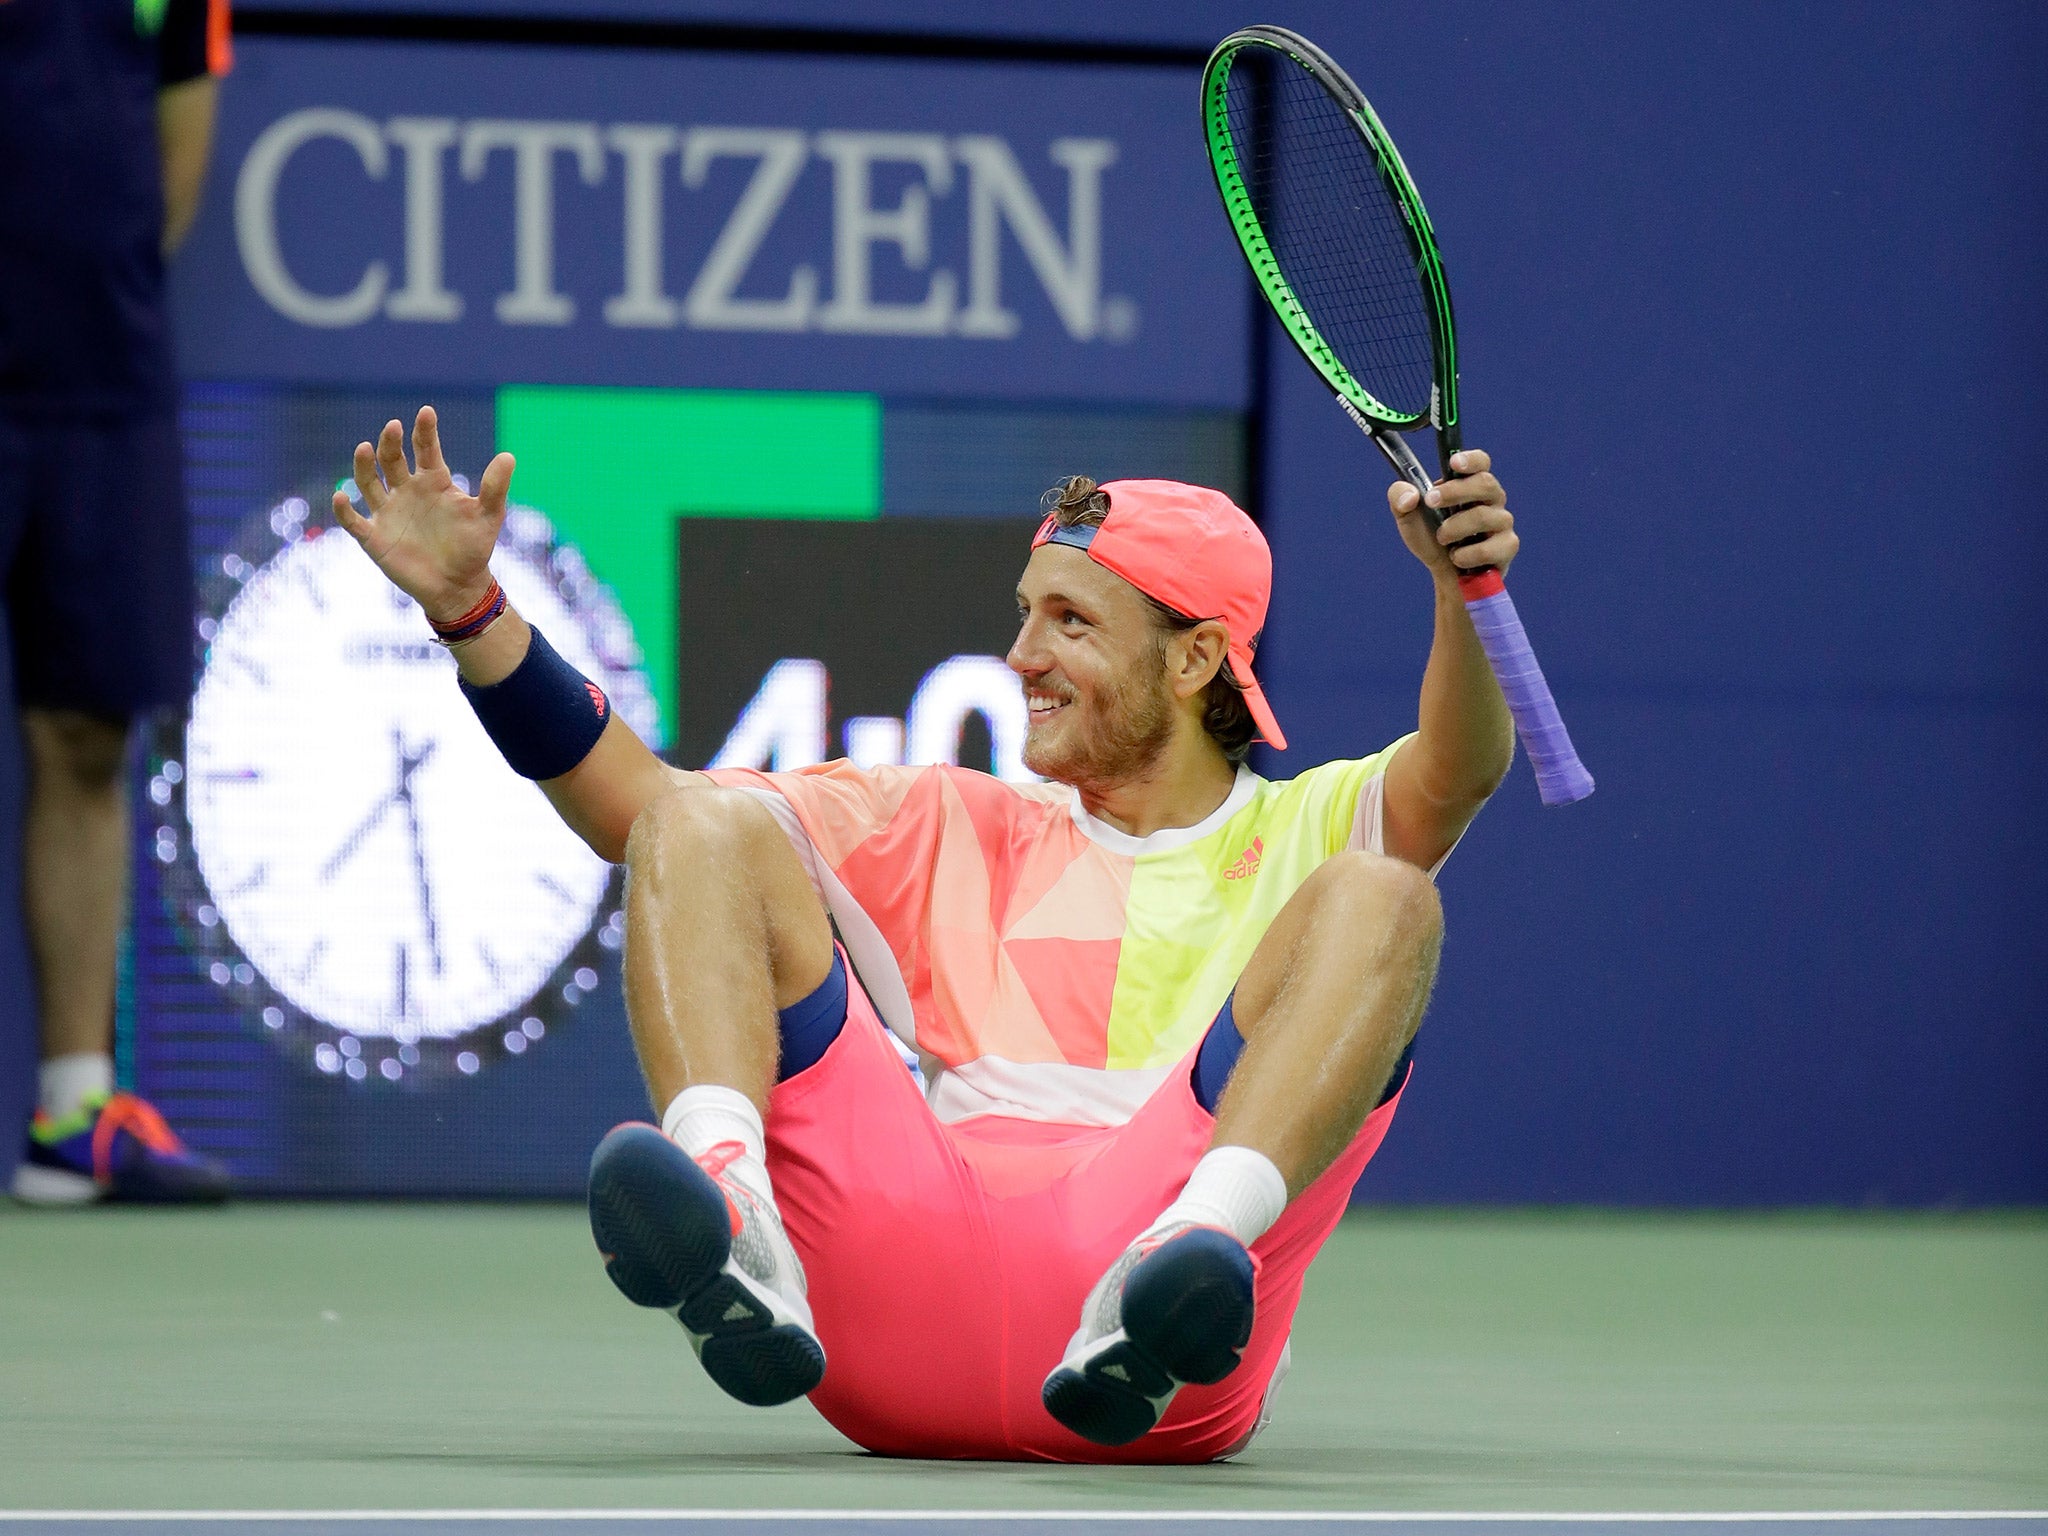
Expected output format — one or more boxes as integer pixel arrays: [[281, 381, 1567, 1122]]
[[1142, 1145, 1289, 1250], [661, 1084, 775, 1210], [39, 1053, 113, 1121]]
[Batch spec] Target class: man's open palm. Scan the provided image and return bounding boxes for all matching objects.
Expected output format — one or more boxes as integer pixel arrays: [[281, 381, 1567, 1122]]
[[333, 405, 512, 624]]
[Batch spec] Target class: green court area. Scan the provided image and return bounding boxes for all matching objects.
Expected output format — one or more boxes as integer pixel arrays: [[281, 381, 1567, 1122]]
[[3, 1206, 2042, 1513]]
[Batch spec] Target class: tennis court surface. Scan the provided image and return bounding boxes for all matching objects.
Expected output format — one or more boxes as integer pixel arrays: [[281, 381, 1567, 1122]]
[[4, 1207, 2042, 1529]]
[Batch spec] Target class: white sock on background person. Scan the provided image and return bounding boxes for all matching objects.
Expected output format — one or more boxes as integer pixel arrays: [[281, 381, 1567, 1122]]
[[38, 1052, 113, 1121], [662, 1083, 777, 1210], [1142, 1144, 1289, 1250]]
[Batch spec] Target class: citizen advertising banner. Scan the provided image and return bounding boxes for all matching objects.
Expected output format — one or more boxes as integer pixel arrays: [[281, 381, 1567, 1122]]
[[172, 39, 1250, 405]]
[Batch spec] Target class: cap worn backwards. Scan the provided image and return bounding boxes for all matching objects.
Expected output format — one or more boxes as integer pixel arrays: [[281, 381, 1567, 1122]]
[[1033, 480, 1286, 751]]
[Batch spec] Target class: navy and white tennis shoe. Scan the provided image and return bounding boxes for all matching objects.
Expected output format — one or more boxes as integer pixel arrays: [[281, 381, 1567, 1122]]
[[587, 1122, 824, 1408], [1042, 1222, 1258, 1446]]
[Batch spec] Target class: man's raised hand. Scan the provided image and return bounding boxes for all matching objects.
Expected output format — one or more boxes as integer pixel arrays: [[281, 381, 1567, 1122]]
[[1386, 448, 1519, 585], [332, 406, 514, 624]]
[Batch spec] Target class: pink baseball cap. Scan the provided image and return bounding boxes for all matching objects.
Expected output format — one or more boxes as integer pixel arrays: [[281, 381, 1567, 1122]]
[[1032, 479, 1286, 751]]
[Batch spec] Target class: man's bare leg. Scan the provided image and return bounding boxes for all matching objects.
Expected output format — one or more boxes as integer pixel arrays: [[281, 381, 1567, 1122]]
[[591, 783, 837, 1407], [1043, 850, 1441, 1446], [619, 784, 837, 1112], [1214, 849, 1443, 1195], [22, 710, 130, 1112]]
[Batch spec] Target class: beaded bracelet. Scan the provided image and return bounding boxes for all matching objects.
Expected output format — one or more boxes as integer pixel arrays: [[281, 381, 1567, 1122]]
[[429, 579, 506, 646]]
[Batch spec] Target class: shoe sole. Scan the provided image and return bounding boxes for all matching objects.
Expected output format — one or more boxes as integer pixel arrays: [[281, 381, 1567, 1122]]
[[1123, 1227, 1257, 1385], [13, 1159, 230, 1206], [11, 1164, 100, 1206], [1042, 1228, 1257, 1448], [587, 1124, 824, 1409]]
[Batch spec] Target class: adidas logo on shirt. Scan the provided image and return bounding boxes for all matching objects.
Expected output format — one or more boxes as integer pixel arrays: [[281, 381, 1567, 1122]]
[[1223, 836, 1264, 882]]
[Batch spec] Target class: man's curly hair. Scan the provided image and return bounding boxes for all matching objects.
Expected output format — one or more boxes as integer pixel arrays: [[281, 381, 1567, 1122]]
[[1040, 475, 1259, 765]]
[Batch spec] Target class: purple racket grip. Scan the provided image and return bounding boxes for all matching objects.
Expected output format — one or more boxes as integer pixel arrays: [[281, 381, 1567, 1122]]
[[1459, 579, 1595, 806]]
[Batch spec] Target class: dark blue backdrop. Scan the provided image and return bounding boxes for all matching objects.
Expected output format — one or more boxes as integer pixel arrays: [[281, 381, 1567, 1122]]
[[3, 0, 2041, 1203], [1242, 0, 2048, 1203]]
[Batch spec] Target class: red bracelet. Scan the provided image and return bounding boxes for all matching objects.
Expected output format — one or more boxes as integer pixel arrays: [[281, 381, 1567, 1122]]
[[429, 580, 506, 645], [435, 580, 502, 632]]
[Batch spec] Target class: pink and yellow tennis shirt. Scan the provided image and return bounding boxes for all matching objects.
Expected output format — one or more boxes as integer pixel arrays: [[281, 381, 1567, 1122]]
[[706, 738, 1411, 1129]]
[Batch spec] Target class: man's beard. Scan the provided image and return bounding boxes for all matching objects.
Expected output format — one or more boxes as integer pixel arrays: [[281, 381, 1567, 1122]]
[[1022, 652, 1176, 793]]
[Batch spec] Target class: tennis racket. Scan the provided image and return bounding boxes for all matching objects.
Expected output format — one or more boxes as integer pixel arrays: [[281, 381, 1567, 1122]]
[[1203, 26, 1594, 806]]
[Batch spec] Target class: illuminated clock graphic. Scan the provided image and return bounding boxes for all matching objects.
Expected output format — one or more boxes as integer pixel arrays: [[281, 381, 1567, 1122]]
[[149, 487, 659, 1084]]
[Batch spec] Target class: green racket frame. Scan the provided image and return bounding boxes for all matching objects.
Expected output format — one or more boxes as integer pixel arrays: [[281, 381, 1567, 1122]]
[[1202, 25, 1460, 440], [1200, 25, 1595, 808]]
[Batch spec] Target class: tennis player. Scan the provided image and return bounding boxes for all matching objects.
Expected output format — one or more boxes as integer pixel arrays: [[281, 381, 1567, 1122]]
[[336, 406, 1518, 1462]]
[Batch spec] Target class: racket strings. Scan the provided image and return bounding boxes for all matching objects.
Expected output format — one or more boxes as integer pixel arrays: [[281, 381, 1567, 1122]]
[[1223, 56, 1436, 421]]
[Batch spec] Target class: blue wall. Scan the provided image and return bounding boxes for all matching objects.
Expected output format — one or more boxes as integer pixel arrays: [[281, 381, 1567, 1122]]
[[1246, 1, 2048, 1202], [4, 1, 2041, 1202]]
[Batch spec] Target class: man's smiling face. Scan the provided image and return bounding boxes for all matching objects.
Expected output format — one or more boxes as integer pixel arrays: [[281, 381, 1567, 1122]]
[[1008, 543, 1177, 791]]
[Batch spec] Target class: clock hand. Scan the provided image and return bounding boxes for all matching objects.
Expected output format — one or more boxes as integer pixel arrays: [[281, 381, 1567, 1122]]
[[395, 731, 446, 974], [319, 730, 438, 883], [397, 771, 444, 977], [321, 784, 402, 881], [396, 735, 438, 789], [295, 936, 328, 986]]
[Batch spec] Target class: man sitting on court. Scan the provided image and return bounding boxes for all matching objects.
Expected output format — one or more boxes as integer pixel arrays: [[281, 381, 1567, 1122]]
[[334, 407, 1519, 1461]]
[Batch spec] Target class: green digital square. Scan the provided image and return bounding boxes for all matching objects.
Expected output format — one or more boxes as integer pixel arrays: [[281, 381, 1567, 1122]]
[[496, 386, 881, 743]]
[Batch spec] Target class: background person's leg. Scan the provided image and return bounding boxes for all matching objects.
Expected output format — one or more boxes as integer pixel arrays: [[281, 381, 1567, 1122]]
[[1215, 849, 1442, 1197], [21, 708, 128, 1097], [7, 411, 225, 1204], [13, 705, 229, 1203]]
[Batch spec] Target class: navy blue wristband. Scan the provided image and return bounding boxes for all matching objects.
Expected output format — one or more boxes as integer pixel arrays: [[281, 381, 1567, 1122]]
[[458, 625, 610, 780]]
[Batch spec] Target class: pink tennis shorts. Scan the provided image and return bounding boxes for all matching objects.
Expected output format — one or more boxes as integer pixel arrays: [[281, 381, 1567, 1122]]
[[762, 961, 1405, 1463]]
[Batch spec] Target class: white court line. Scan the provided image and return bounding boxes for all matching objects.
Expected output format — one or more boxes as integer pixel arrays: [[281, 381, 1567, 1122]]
[[2, 1514, 2044, 1524]]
